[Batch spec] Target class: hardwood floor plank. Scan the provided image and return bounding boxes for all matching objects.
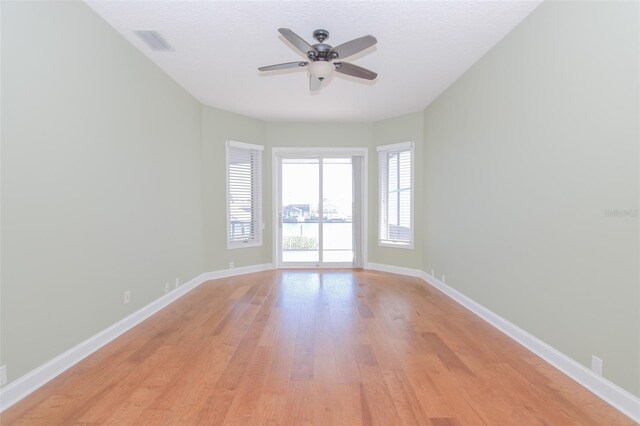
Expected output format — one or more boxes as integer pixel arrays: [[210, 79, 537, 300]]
[[290, 302, 316, 381], [2, 270, 634, 426], [329, 309, 362, 385], [283, 381, 314, 425], [354, 344, 402, 425], [382, 369, 430, 426], [420, 332, 474, 376]]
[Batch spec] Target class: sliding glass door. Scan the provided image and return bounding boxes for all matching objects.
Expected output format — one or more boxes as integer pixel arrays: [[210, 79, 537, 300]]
[[322, 158, 353, 262], [275, 151, 365, 268], [281, 159, 320, 263]]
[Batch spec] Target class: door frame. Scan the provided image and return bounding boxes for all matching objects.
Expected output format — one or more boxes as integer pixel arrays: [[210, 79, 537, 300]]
[[272, 147, 368, 269]]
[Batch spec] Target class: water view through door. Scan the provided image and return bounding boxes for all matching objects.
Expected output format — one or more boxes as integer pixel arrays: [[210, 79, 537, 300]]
[[280, 157, 354, 265]]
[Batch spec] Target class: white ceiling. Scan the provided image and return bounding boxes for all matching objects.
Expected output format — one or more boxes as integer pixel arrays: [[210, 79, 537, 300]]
[[86, 1, 541, 122]]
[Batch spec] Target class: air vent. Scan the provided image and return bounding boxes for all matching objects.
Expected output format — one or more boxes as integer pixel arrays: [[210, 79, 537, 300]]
[[133, 30, 173, 51]]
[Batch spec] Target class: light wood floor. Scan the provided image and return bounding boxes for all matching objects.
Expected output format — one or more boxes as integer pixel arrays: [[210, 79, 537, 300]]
[[2, 270, 634, 425]]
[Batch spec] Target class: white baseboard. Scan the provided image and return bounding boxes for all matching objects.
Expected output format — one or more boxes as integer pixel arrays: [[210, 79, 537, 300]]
[[0, 263, 274, 412], [365, 262, 424, 278], [366, 262, 639, 423], [200, 263, 274, 282]]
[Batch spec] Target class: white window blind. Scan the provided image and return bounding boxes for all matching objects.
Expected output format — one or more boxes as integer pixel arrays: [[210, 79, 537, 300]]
[[378, 142, 413, 248], [226, 141, 263, 248]]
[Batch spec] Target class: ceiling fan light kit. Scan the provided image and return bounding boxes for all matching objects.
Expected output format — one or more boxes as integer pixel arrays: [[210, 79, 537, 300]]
[[308, 61, 334, 80], [259, 28, 378, 91]]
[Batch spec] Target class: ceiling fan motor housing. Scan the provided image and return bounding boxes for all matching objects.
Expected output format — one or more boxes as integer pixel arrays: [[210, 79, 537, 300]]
[[312, 29, 329, 43], [310, 44, 333, 59], [308, 29, 338, 61]]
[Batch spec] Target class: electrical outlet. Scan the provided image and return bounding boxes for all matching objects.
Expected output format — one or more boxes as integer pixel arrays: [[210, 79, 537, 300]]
[[591, 355, 603, 376], [431, 269, 435, 277], [175, 277, 180, 288], [165, 283, 170, 294], [229, 262, 234, 269], [124, 290, 131, 304], [0, 365, 7, 387], [441, 274, 446, 283]]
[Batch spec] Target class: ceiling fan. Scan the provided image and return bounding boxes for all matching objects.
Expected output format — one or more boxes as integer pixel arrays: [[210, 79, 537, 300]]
[[259, 28, 378, 91]]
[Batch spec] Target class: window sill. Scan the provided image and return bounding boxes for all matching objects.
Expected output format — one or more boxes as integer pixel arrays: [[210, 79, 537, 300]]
[[227, 241, 263, 250], [378, 241, 414, 250]]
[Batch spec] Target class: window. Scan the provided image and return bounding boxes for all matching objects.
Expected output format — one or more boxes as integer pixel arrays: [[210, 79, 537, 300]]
[[226, 141, 263, 248], [378, 142, 413, 248]]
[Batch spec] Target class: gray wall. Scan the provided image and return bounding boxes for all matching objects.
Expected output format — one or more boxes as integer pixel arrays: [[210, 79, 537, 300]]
[[371, 112, 424, 269], [1, 2, 204, 382], [422, 0, 639, 396], [201, 106, 267, 271]]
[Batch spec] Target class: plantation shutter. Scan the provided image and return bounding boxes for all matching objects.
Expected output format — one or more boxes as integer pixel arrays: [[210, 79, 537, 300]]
[[226, 141, 263, 248], [378, 142, 413, 247]]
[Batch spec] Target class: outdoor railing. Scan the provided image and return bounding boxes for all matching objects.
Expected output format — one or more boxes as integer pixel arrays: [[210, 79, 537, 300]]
[[282, 236, 318, 251]]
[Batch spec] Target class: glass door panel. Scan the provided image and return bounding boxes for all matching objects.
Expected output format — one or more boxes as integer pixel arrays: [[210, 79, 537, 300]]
[[281, 159, 319, 263], [322, 158, 354, 263]]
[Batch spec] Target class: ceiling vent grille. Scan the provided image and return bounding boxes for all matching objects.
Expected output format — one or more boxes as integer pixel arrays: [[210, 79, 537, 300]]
[[133, 30, 173, 51]]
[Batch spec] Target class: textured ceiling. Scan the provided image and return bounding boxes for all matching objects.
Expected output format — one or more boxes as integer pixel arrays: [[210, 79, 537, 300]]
[[86, 1, 541, 122]]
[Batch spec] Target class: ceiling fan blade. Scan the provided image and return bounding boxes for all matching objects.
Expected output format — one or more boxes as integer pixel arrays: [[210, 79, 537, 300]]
[[309, 75, 322, 91], [334, 62, 377, 80], [278, 28, 315, 57], [330, 35, 377, 60], [258, 61, 308, 72]]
